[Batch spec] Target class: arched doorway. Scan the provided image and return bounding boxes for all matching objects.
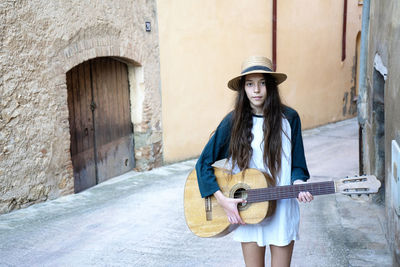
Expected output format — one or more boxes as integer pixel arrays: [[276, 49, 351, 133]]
[[66, 57, 135, 193]]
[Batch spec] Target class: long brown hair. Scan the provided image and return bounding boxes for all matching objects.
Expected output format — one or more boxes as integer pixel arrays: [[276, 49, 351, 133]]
[[229, 74, 284, 181]]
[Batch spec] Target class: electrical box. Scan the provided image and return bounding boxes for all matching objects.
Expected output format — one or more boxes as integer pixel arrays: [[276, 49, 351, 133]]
[[392, 140, 400, 216]]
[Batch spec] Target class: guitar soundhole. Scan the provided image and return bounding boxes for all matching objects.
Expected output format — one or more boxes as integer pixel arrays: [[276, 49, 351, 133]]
[[234, 188, 248, 211]]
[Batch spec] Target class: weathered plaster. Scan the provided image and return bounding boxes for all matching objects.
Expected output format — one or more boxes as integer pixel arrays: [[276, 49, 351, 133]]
[[1, 0, 162, 214], [362, 0, 400, 263]]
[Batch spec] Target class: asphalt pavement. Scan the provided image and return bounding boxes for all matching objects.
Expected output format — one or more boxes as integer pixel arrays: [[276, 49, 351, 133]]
[[0, 117, 393, 266]]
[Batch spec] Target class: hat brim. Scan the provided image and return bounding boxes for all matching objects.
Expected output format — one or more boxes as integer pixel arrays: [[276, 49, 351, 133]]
[[227, 70, 287, 91]]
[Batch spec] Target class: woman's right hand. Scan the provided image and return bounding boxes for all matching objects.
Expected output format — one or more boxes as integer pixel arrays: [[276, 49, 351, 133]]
[[213, 190, 246, 225]]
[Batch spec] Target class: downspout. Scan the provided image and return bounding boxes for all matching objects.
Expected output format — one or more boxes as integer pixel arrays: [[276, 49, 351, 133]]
[[272, 0, 277, 71], [358, 0, 371, 175], [342, 0, 347, 61]]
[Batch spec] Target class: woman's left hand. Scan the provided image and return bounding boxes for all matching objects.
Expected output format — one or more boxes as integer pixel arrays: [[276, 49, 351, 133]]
[[297, 191, 314, 203]]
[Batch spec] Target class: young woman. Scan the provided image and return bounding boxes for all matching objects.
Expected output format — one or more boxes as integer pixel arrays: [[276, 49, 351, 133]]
[[195, 56, 313, 267]]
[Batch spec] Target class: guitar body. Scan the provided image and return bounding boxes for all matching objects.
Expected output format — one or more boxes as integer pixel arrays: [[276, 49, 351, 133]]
[[184, 167, 381, 238], [184, 167, 275, 238]]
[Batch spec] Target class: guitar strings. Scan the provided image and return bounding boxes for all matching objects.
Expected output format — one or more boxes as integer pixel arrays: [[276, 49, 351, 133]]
[[245, 181, 335, 203], [247, 185, 334, 199], [248, 181, 334, 195], [247, 189, 335, 202], [247, 190, 335, 202], [247, 189, 335, 203]]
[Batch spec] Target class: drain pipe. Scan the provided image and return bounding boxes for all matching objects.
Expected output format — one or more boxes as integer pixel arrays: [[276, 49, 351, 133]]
[[342, 0, 348, 61], [358, 0, 371, 174], [358, 0, 370, 123]]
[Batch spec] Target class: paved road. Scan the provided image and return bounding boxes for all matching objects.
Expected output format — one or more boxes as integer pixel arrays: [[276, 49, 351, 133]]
[[0, 118, 392, 266]]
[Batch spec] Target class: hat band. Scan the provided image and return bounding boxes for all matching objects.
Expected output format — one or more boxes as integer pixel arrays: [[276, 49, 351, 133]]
[[241, 65, 273, 74]]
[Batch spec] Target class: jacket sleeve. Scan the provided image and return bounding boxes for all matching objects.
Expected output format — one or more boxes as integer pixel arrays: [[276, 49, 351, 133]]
[[289, 111, 310, 184], [195, 113, 232, 198]]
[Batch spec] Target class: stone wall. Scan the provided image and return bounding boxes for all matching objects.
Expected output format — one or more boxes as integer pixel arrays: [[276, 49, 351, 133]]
[[0, 0, 162, 213], [360, 0, 400, 264]]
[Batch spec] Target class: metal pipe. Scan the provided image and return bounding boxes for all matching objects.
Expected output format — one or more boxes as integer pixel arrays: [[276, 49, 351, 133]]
[[358, 0, 371, 175], [358, 0, 370, 125], [342, 0, 348, 61]]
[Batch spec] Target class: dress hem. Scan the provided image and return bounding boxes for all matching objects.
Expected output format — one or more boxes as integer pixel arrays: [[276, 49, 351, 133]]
[[232, 236, 299, 247]]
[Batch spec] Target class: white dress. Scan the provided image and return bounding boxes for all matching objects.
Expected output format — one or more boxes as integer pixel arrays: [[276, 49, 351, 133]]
[[231, 116, 300, 246]]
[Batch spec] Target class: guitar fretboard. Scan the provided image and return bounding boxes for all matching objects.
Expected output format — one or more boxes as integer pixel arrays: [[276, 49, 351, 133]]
[[246, 181, 336, 203]]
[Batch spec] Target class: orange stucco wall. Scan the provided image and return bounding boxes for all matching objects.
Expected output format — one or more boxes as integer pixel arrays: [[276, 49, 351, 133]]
[[157, 0, 362, 162]]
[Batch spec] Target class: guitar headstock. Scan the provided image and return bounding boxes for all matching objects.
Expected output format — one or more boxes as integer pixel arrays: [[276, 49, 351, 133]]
[[335, 175, 381, 195]]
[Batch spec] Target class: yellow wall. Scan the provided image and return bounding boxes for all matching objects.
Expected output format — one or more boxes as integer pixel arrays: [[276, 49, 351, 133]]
[[157, 0, 362, 162], [278, 1, 362, 127]]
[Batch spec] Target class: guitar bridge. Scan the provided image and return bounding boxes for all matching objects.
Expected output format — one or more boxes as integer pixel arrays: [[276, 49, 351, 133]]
[[205, 196, 212, 221]]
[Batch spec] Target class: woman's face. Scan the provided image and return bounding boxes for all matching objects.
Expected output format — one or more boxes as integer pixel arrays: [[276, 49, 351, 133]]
[[244, 73, 267, 115]]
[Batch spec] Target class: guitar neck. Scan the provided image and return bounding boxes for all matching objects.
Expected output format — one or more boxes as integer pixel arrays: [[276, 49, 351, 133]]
[[246, 181, 336, 203]]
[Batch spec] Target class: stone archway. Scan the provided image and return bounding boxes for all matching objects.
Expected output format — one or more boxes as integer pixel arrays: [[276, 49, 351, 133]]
[[50, 36, 163, 192]]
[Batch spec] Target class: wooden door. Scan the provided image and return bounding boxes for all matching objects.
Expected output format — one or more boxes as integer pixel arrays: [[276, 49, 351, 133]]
[[67, 57, 135, 193]]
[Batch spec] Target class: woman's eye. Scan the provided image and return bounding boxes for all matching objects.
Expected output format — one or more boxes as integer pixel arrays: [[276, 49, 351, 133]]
[[246, 82, 253, 87], [260, 81, 266, 86]]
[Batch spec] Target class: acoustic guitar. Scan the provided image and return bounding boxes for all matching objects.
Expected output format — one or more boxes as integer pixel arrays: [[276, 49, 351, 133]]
[[183, 167, 381, 238]]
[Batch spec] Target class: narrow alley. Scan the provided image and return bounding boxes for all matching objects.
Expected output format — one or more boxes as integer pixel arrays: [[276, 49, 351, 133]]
[[0, 118, 392, 266]]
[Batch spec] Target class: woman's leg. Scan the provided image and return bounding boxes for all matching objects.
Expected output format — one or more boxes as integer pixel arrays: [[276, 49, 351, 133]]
[[269, 241, 294, 267], [241, 242, 266, 267]]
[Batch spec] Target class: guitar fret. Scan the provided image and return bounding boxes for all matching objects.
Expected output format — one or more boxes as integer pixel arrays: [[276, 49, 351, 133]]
[[247, 181, 335, 203]]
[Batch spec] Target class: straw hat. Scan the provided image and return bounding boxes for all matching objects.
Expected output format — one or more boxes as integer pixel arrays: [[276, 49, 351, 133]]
[[227, 56, 287, 91]]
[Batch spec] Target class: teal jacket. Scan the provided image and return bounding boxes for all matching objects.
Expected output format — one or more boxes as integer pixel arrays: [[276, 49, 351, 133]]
[[195, 106, 310, 198]]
